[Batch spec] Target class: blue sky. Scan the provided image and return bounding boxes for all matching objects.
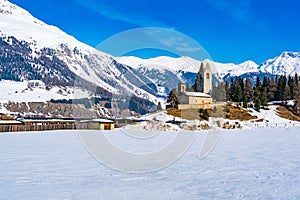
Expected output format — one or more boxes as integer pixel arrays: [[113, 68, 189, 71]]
[[10, 0, 300, 64]]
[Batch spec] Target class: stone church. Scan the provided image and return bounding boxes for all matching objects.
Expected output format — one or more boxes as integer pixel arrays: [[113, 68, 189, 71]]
[[177, 62, 213, 109]]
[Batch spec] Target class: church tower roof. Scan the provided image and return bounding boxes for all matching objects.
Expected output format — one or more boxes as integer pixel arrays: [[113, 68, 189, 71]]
[[205, 63, 211, 72]]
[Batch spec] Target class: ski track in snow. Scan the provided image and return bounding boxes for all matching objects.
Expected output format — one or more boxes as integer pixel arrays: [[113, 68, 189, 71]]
[[0, 128, 300, 199]]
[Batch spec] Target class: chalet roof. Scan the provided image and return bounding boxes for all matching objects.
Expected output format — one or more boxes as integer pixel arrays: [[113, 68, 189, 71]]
[[0, 120, 22, 125], [185, 92, 211, 98], [21, 119, 76, 123], [80, 119, 114, 123]]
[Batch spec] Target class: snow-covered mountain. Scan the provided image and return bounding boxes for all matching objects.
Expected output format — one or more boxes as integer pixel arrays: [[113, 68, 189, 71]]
[[0, 0, 161, 107], [117, 56, 259, 78], [258, 51, 300, 76], [116, 56, 259, 91], [118, 51, 300, 87]]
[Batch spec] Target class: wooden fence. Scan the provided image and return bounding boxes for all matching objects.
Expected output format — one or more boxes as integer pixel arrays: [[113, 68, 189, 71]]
[[0, 123, 90, 133]]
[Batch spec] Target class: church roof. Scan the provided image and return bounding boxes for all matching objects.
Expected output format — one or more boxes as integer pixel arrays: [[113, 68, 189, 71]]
[[184, 92, 211, 98]]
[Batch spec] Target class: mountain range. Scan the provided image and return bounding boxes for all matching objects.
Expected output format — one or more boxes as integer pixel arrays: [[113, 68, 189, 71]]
[[0, 0, 161, 106], [117, 51, 300, 90], [1, 0, 300, 106]]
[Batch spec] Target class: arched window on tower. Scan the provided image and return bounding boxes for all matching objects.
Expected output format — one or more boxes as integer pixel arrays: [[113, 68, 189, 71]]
[[206, 73, 210, 79]]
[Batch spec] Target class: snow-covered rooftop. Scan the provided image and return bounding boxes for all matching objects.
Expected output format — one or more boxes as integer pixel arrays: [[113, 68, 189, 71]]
[[185, 92, 211, 98], [80, 119, 114, 123], [0, 120, 21, 124]]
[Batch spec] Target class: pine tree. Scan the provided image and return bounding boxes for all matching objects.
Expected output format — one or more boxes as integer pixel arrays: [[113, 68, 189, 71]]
[[267, 77, 277, 101], [255, 99, 261, 112], [244, 78, 253, 101], [238, 77, 244, 94], [276, 75, 286, 101], [225, 81, 231, 101], [229, 78, 235, 101], [283, 84, 291, 101], [295, 73, 299, 86], [294, 81, 300, 115], [213, 106, 217, 113], [202, 109, 210, 120], [253, 76, 261, 102], [243, 96, 248, 108], [212, 82, 226, 102], [167, 89, 178, 108], [236, 84, 243, 103], [157, 102, 162, 110], [261, 86, 268, 108], [288, 76, 295, 99], [231, 80, 243, 103], [253, 86, 261, 104], [262, 76, 269, 89], [191, 82, 197, 92], [256, 76, 261, 89], [260, 76, 269, 107]]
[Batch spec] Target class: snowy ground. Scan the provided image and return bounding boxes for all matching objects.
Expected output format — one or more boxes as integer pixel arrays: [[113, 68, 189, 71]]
[[0, 80, 90, 103], [243, 105, 300, 128], [125, 108, 300, 131], [1, 128, 300, 199]]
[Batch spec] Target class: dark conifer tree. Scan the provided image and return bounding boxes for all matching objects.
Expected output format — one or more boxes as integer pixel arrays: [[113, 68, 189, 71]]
[[231, 80, 243, 103], [276, 75, 286, 101], [244, 78, 253, 101], [267, 77, 277, 101], [243, 96, 248, 108], [260, 76, 269, 106], [229, 78, 236, 101], [283, 84, 291, 101], [212, 82, 226, 102], [157, 102, 163, 110], [261, 86, 268, 107], [256, 76, 261, 89], [288, 76, 295, 99], [167, 89, 178, 108], [238, 77, 244, 94], [253, 85, 261, 103], [236, 83, 243, 103], [255, 99, 261, 111], [293, 81, 300, 115], [225, 81, 231, 101]]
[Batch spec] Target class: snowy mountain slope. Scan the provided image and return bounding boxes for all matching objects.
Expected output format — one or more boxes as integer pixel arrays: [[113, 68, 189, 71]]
[[258, 51, 300, 76], [117, 56, 259, 88], [0, 0, 162, 105], [116, 56, 200, 73], [212, 60, 258, 78], [0, 0, 93, 51], [0, 80, 90, 103]]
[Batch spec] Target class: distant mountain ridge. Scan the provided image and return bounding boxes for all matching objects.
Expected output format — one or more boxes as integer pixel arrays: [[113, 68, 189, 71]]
[[117, 52, 300, 90], [118, 52, 300, 80]]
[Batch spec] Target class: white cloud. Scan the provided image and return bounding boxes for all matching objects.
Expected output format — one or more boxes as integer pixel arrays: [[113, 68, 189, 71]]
[[204, 0, 252, 22], [75, 0, 166, 27], [158, 37, 201, 52], [159, 37, 183, 47], [176, 47, 201, 52]]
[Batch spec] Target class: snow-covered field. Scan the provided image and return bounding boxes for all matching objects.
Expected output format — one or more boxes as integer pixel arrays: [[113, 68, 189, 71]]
[[1, 128, 300, 199], [0, 80, 90, 103]]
